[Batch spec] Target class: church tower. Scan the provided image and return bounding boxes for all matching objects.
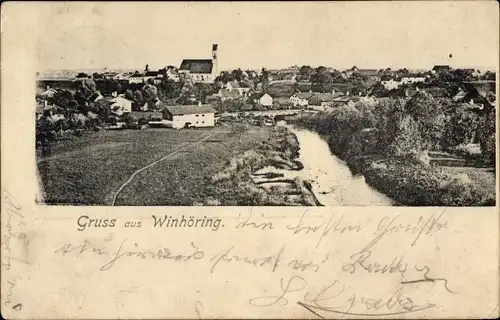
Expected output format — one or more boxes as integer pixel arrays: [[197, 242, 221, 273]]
[[212, 44, 218, 78]]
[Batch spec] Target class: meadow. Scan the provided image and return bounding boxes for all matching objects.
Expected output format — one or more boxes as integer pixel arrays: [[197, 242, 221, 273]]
[[37, 125, 271, 205]]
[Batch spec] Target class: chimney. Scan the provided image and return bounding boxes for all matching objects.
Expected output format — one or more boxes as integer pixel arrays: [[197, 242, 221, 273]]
[[212, 44, 219, 78], [332, 89, 336, 95], [198, 101, 202, 107], [46, 85, 50, 90], [112, 91, 117, 97]]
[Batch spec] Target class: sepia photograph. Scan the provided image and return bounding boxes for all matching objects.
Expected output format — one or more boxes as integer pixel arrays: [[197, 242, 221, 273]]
[[34, 2, 496, 207], [2, 2, 499, 320]]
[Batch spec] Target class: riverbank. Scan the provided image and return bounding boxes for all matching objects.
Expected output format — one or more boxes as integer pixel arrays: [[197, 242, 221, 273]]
[[205, 124, 394, 206], [295, 115, 496, 207], [204, 126, 321, 206]]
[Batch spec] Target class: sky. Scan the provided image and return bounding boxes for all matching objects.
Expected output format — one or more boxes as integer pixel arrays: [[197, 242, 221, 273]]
[[35, 1, 498, 72]]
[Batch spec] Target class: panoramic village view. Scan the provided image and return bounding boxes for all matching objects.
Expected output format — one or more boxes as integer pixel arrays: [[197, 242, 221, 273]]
[[36, 41, 497, 206]]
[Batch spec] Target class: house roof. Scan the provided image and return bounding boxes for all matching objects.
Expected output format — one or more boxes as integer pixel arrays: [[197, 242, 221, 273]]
[[310, 93, 335, 102], [144, 71, 159, 76], [179, 59, 213, 74], [432, 65, 451, 71], [130, 74, 143, 78], [251, 92, 271, 100], [293, 92, 314, 99], [357, 69, 380, 76], [164, 104, 216, 115]]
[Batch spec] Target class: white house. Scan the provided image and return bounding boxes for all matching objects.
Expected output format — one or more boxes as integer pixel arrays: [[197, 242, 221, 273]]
[[225, 81, 251, 96], [178, 44, 219, 84], [99, 95, 133, 116], [400, 76, 426, 85], [110, 96, 133, 115], [290, 92, 314, 107], [381, 78, 401, 90], [128, 74, 144, 84], [251, 92, 273, 107], [166, 68, 180, 82], [162, 104, 216, 129]]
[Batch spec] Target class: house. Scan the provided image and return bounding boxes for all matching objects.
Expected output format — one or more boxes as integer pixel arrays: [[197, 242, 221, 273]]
[[357, 69, 381, 80], [205, 94, 222, 104], [178, 44, 219, 84], [218, 89, 241, 101], [154, 77, 163, 85], [37, 86, 58, 99], [128, 73, 144, 84], [166, 67, 180, 82], [162, 104, 216, 129], [290, 92, 314, 107], [144, 71, 159, 83], [98, 95, 133, 116], [250, 92, 273, 107], [225, 81, 251, 96], [330, 95, 355, 108], [331, 83, 354, 96], [400, 76, 426, 85], [308, 93, 335, 107], [141, 99, 162, 111], [381, 76, 402, 90], [432, 65, 451, 73]]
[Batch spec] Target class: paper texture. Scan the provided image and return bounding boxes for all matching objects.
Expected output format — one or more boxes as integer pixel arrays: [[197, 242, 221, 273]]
[[1, 1, 499, 319]]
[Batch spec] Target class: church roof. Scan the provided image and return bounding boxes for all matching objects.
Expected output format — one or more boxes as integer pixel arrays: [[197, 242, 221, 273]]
[[179, 59, 213, 74]]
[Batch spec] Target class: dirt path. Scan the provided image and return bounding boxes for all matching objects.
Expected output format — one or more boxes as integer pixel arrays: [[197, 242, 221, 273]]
[[110, 133, 216, 206]]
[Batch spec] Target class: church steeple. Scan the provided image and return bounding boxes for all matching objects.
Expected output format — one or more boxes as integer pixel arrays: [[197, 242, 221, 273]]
[[212, 44, 218, 77]]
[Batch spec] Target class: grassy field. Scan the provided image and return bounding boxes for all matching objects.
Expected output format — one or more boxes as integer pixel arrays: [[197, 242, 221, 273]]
[[37, 125, 272, 205]]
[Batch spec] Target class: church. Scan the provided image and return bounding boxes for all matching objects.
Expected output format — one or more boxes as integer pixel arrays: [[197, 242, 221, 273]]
[[178, 44, 219, 83]]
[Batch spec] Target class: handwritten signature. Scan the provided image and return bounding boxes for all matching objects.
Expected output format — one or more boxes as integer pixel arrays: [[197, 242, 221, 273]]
[[2, 190, 27, 312], [250, 275, 436, 317]]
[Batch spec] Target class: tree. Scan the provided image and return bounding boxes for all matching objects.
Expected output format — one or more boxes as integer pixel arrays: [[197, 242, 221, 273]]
[[311, 69, 334, 93], [331, 70, 345, 83], [299, 65, 314, 76], [142, 83, 159, 107], [259, 68, 269, 86], [404, 92, 446, 150], [316, 66, 328, 74], [76, 72, 89, 79], [441, 107, 479, 150], [477, 108, 496, 163], [231, 69, 244, 82], [197, 83, 215, 103], [133, 90, 144, 105], [125, 89, 134, 101]]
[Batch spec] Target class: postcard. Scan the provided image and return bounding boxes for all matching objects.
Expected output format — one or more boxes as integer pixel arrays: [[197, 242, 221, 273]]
[[1, 1, 499, 319]]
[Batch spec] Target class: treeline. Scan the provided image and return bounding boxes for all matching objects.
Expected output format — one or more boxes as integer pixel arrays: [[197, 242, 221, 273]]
[[296, 91, 496, 206]]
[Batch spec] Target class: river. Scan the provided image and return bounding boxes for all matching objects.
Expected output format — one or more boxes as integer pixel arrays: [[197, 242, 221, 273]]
[[255, 124, 394, 206]]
